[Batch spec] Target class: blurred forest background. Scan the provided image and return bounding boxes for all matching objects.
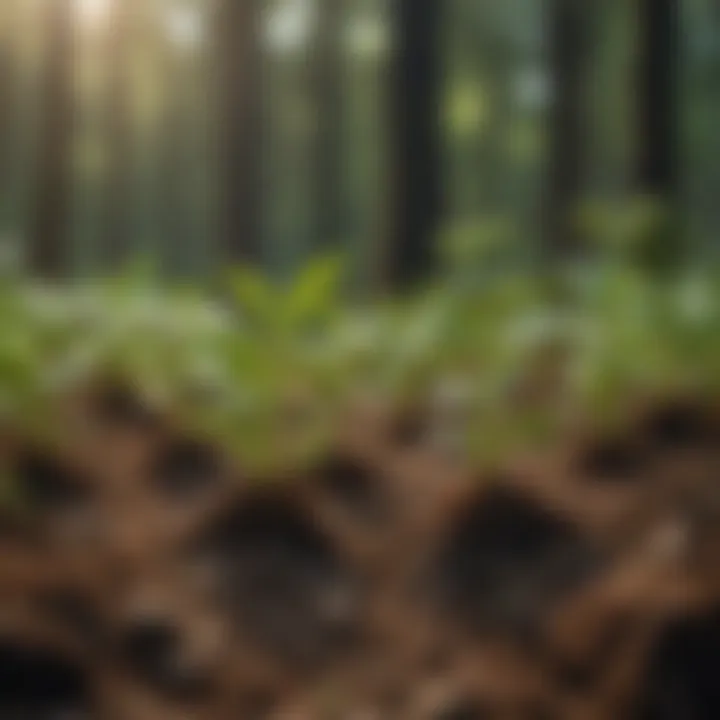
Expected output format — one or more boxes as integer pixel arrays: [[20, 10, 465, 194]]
[[0, 0, 713, 288]]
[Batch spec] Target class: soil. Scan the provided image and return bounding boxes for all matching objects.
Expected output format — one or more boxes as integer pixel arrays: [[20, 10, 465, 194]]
[[1, 389, 720, 719]]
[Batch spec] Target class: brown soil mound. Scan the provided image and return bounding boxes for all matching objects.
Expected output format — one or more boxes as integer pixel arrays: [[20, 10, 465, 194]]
[[1, 392, 720, 718]]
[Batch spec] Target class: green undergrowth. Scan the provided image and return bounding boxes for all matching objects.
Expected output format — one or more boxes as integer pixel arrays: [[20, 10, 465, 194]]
[[2, 213, 720, 477]]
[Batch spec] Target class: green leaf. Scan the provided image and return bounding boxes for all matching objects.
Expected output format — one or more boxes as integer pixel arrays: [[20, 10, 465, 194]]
[[285, 253, 345, 330], [227, 266, 279, 326]]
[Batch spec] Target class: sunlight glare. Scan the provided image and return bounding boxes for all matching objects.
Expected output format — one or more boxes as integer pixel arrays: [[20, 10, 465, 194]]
[[74, 0, 111, 30], [164, 5, 204, 50], [266, 0, 313, 54], [347, 14, 388, 59]]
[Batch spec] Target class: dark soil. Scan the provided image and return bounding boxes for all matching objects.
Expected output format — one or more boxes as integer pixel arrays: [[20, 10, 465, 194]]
[[432, 485, 601, 637], [12, 447, 94, 512], [1, 392, 720, 718], [0, 641, 90, 718], [638, 608, 720, 720], [149, 438, 224, 499]]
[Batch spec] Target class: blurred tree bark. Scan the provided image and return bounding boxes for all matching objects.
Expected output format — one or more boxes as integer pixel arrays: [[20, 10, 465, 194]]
[[630, 0, 682, 274], [98, 0, 134, 270], [216, 0, 264, 264], [0, 0, 18, 225], [157, 27, 193, 277], [543, 0, 590, 260], [384, 0, 444, 291], [311, 0, 344, 251], [633, 0, 679, 200], [30, 0, 75, 278]]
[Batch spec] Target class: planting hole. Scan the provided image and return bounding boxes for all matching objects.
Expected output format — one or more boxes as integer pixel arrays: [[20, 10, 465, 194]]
[[13, 451, 91, 513], [434, 486, 599, 634], [194, 495, 358, 665], [643, 401, 713, 449]]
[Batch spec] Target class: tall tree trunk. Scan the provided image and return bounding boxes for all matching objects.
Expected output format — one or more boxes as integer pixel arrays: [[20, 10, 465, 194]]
[[476, 41, 513, 217], [98, 0, 133, 270], [631, 0, 681, 273], [633, 0, 679, 200], [157, 39, 194, 278], [543, 0, 590, 260], [311, 0, 344, 251], [216, 0, 264, 265], [384, 0, 444, 291], [30, 0, 75, 278], [0, 0, 18, 224]]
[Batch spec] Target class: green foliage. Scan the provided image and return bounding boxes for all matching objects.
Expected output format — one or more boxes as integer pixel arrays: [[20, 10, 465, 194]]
[[578, 196, 684, 276], [2, 246, 720, 476]]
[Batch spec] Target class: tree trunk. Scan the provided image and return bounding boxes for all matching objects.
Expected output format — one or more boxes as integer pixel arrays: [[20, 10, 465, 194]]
[[0, 0, 18, 225], [311, 0, 344, 251], [543, 0, 590, 260], [29, 0, 75, 278], [633, 0, 679, 200], [216, 0, 264, 265], [157, 39, 195, 278], [98, 0, 133, 270], [384, 0, 444, 291], [630, 0, 682, 273]]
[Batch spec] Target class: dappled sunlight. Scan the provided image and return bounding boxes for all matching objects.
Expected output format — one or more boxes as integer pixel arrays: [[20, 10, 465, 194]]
[[74, 0, 112, 31]]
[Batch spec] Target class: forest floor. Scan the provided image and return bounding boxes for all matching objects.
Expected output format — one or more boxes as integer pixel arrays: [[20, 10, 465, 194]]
[[1, 387, 720, 719]]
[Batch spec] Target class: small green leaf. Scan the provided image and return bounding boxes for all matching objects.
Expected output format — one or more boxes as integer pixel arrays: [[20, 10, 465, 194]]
[[227, 266, 279, 326], [285, 253, 345, 330]]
